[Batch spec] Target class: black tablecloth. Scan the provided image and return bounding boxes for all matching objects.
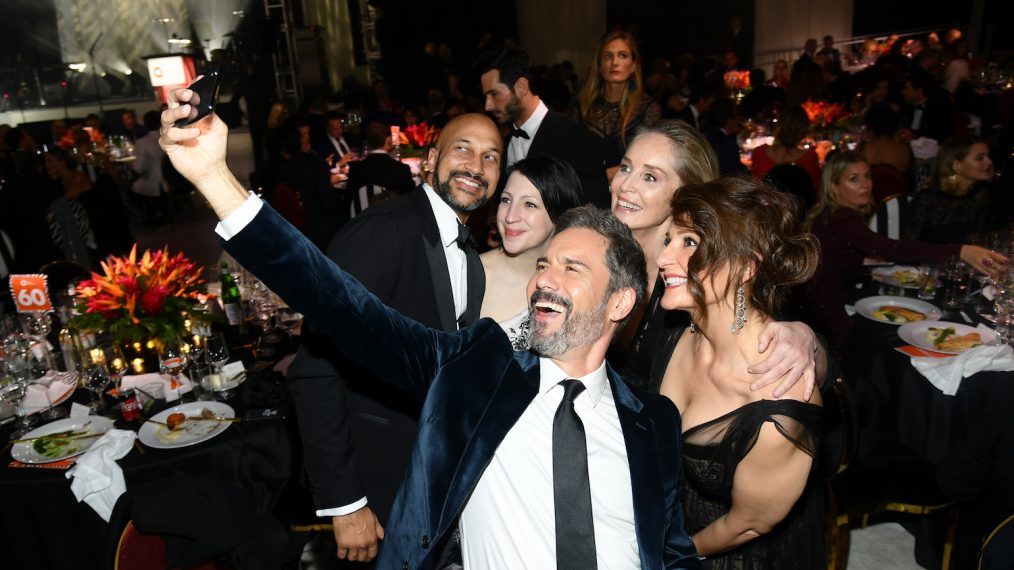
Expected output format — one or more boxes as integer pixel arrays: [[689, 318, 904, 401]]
[[0, 369, 296, 569]]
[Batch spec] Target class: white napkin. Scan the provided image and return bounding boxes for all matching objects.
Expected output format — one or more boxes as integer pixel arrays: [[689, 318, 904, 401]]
[[910, 137, 940, 160], [20, 373, 76, 414], [65, 429, 136, 522], [910, 343, 1014, 396], [120, 372, 192, 402]]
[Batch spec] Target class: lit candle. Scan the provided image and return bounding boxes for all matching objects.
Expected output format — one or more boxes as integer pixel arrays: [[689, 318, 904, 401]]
[[89, 348, 105, 365], [131, 358, 145, 374]]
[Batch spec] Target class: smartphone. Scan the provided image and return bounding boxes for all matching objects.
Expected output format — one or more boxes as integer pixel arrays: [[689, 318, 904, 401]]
[[175, 68, 222, 128]]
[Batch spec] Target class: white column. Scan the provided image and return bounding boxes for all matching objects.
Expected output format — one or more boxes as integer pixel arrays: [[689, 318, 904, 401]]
[[753, 0, 853, 73], [516, 0, 607, 74]]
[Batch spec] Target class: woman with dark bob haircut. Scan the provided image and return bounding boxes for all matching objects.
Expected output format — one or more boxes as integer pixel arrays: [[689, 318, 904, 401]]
[[649, 175, 827, 568], [480, 156, 583, 349]]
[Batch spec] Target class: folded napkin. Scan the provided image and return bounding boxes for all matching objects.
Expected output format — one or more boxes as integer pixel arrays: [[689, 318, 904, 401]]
[[66, 429, 136, 521], [910, 137, 940, 160], [121, 372, 192, 402], [910, 343, 1014, 396], [20, 373, 76, 414]]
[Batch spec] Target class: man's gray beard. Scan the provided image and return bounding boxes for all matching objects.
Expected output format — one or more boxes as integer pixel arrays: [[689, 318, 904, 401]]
[[528, 298, 609, 357]]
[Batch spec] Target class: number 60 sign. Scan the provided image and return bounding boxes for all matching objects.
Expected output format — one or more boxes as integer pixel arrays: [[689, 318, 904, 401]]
[[9, 274, 53, 313]]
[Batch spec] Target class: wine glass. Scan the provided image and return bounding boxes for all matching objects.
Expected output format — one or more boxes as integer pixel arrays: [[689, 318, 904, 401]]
[[20, 312, 56, 371], [159, 337, 191, 398], [81, 364, 111, 415], [205, 333, 230, 371], [0, 375, 34, 439]]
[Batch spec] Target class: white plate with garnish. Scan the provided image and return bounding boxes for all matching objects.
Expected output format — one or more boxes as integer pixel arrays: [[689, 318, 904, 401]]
[[898, 320, 1000, 355], [138, 401, 235, 449], [11, 416, 115, 464], [854, 296, 942, 324]]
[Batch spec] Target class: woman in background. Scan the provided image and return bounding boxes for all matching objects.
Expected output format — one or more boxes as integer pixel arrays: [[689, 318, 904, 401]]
[[579, 30, 661, 179]]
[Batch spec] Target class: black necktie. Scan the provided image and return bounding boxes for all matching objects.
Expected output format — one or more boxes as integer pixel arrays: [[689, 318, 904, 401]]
[[553, 379, 597, 569], [510, 127, 530, 140], [456, 222, 476, 251]]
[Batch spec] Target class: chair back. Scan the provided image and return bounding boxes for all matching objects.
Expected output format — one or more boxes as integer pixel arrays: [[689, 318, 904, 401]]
[[39, 259, 91, 299], [349, 184, 391, 219], [820, 376, 857, 479], [980, 514, 1014, 570], [764, 163, 816, 218], [271, 183, 307, 232], [867, 195, 912, 241], [870, 163, 908, 203]]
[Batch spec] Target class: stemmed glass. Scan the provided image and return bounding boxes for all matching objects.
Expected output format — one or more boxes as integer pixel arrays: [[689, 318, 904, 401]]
[[205, 333, 230, 371], [159, 337, 191, 398], [20, 312, 56, 371], [0, 375, 34, 439]]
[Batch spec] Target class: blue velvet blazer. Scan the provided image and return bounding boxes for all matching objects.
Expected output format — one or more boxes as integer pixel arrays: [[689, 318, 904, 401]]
[[224, 203, 701, 569]]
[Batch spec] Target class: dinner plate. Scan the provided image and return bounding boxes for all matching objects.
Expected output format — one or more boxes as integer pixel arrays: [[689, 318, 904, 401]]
[[854, 296, 942, 325], [11, 416, 115, 464], [871, 265, 926, 289], [138, 401, 234, 449], [897, 320, 1000, 355]]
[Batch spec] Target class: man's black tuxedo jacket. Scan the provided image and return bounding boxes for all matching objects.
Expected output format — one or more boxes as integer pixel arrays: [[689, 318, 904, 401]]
[[345, 153, 415, 197], [510, 110, 610, 209], [225, 202, 700, 569], [286, 187, 483, 524]]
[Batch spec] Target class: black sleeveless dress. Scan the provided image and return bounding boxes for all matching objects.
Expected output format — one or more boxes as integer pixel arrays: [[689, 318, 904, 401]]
[[649, 327, 827, 569]]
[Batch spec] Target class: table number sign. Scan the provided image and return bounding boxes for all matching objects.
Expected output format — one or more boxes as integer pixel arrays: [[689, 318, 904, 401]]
[[9, 274, 52, 313]]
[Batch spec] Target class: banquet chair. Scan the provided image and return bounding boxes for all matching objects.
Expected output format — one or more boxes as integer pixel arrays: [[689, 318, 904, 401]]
[[114, 521, 234, 570], [271, 182, 308, 232], [867, 195, 912, 241], [39, 259, 90, 299], [350, 184, 396, 220], [978, 514, 1014, 570], [764, 163, 816, 220], [824, 375, 958, 570]]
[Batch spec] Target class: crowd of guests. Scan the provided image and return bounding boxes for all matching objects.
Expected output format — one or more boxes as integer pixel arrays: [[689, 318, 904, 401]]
[[1, 22, 1012, 568]]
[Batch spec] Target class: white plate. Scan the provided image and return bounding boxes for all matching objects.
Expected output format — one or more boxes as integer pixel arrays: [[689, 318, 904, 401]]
[[898, 320, 1000, 355], [11, 416, 115, 464], [871, 266, 926, 289], [854, 296, 942, 324], [138, 401, 234, 449]]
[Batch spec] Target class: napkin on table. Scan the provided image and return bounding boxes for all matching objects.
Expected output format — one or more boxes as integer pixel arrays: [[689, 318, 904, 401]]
[[910, 343, 1014, 396], [20, 372, 76, 414], [65, 429, 137, 522], [120, 372, 192, 402], [910, 137, 940, 160]]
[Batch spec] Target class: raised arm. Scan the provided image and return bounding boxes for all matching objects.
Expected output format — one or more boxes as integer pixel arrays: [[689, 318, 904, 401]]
[[158, 90, 456, 397]]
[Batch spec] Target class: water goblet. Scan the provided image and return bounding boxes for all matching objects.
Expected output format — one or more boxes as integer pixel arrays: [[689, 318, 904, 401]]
[[159, 337, 191, 399], [205, 333, 230, 371], [0, 375, 35, 439]]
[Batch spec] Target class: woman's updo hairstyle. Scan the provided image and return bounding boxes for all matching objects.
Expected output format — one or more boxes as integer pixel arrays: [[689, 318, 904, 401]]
[[670, 175, 820, 319]]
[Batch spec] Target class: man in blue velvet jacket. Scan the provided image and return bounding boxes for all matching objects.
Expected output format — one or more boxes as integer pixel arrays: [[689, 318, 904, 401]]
[[159, 92, 701, 568]]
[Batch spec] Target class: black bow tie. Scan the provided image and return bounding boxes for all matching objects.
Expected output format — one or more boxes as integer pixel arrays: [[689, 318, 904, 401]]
[[456, 222, 477, 250], [510, 127, 530, 140]]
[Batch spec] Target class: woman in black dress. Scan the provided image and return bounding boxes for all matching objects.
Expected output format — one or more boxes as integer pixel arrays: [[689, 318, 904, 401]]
[[652, 176, 825, 568]]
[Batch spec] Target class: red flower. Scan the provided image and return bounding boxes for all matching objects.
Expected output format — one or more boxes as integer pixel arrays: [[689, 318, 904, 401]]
[[115, 275, 140, 294], [140, 285, 171, 315]]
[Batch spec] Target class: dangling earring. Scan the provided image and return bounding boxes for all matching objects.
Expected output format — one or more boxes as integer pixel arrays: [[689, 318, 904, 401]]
[[946, 172, 960, 191], [689, 320, 697, 334], [730, 286, 747, 334]]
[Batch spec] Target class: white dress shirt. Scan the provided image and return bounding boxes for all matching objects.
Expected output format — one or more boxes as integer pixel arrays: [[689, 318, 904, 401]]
[[459, 358, 640, 569], [216, 192, 470, 517], [507, 100, 549, 168], [328, 134, 350, 157]]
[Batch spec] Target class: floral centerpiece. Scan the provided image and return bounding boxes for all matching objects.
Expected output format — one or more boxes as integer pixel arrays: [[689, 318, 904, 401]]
[[398, 122, 441, 159], [71, 245, 211, 343], [801, 99, 853, 140]]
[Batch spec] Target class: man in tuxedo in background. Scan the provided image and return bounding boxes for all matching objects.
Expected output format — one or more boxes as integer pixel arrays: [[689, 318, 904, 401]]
[[287, 113, 499, 564], [476, 47, 610, 208], [314, 111, 359, 169], [900, 72, 954, 143], [345, 121, 416, 218], [670, 83, 716, 130]]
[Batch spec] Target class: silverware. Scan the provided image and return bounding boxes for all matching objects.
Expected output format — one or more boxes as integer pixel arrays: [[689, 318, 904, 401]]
[[12, 432, 104, 445]]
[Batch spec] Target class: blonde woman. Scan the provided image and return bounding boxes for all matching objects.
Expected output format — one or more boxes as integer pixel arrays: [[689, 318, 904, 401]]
[[579, 30, 661, 178]]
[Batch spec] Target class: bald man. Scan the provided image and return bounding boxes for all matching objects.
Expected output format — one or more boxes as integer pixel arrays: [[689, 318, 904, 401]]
[[286, 114, 502, 563]]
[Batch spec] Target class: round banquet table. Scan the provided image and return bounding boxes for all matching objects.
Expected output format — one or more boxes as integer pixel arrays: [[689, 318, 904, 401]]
[[0, 335, 298, 570]]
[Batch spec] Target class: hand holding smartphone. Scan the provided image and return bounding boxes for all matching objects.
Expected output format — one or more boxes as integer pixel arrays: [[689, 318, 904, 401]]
[[175, 68, 222, 128]]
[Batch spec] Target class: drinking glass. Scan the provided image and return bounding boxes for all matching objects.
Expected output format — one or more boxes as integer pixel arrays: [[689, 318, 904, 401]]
[[0, 375, 35, 439], [942, 258, 969, 309], [159, 337, 191, 400], [189, 362, 221, 401], [20, 312, 56, 371], [205, 333, 230, 371], [81, 364, 111, 415], [96, 343, 128, 392]]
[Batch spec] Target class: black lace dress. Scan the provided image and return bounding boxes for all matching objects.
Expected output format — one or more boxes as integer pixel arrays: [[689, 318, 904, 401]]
[[650, 328, 827, 569]]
